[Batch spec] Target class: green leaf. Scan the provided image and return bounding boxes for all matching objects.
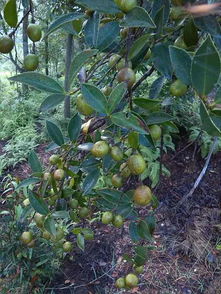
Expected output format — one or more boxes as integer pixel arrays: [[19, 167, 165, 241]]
[[84, 12, 100, 48], [68, 114, 82, 141], [97, 21, 120, 51], [28, 190, 49, 215], [40, 94, 65, 112], [169, 46, 192, 85], [133, 98, 160, 112], [81, 83, 108, 114], [138, 220, 152, 241], [111, 112, 148, 134], [128, 34, 150, 64], [108, 83, 127, 114], [146, 112, 174, 125], [44, 216, 56, 236], [82, 168, 100, 195], [97, 189, 124, 203], [4, 0, 17, 28], [76, 0, 120, 14], [149, 76, 165, 99], [134, 245, 148, 266], [129, 222, 141, 243], [9, 73, 64, 94], [123, 7, 156, 28], [52, 211, 70, 218], [191, 36, 221, 96], [46, 121, 64, 146], [153, 43, 173, 79], [183, 18, 198, 47], [69, 50, 97, 86], [145, 215, 156, 235], [16, 178, 41, 190], [46, 13, 84, 36], [151, 0, 170, 25], [28, 151, 43, 173], [154, 6, 164, 35], [195, 15, 221, 38], [215, 87, 221, 104], [128, 131, 139, 149], [200, 101, 221, 136], [77, 233, 85, 251]]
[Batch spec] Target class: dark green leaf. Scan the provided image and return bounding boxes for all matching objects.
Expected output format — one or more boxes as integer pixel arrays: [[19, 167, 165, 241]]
[[9, 73, 64, 94], [146, 112, 174, 125], [52, 211, 70, 218], [134, 245, 148, 266], [169, 46, 192, 85], [129, 222, 142, 242], [145, 215, 156, 235], [28, 151, 42, 173], [97, 189, 124, 203], [28, 190, 49, 215], [149, 76, 165, 99], [84, 12, 100, 48], [183, 18, 198, 47], [200, 101, 221, 136], [4, 0, 17, 28], [46, 121, 64, 146], [128, 34, 149, 63], [77, 233, 85, 251], [76, 0, 120, 14], [123, 7, 156, 28], [68, 114, 82, 141], [44, 216, 56, 236], [138, 220, 152, 241], [82, 168, 100, 195], [195, 15, 221, 38], [97, 21, 120, 51], [151, 0, 170, 25], [40, 94, 65, 112], [215, 87, 221, 104], [191, 36, 221, 96], [81, 83, 108, 114], [153, 43, 173, 79], [16, 178, 41, 190], [134, 98, 160, 112], [108, 83, 127, 114]]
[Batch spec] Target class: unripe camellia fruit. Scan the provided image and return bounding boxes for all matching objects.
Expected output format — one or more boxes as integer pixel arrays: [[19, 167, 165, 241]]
[[27, 24, 42, 42], [42, 231, 51, 240], [76, 94, 95, 116], [91, 141, 109, 158], [125, 273, 139, 288], [134, 265, 144, 274], [170, 79, 187, 97], [83, 228, 94, 240], [109, 54, 121, 68], [112, 215, 124, 228], [0, 36, 14, 53], [110, 146, 123, 161], [128, 154, 146, 175], [111, 174, 123, 188], [70, 199, 79, 209], [115, 277, 126, 289], [23, 54, 39, 71], [120, 162, 131, 178], [55, 228, 65, 241], [115, 0, 137, 13], [117, 67, 136, 88], [49, 154, 60, 165], [120, 28, 129, 39], [116, 58, 132, 71], [79, 207, 90, 218], [63, 241, 73, 252], [20, 231, 33, 245], [102, 211, 113, 224], [34, 213, 45, 228], [43, 172, 51, 181], [54, 169, 65, 181], [133, 185, 152, 206], [149, 125, 162, 141]]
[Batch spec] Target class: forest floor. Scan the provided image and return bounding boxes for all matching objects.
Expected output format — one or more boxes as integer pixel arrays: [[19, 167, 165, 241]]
[[0, 136, 221, 294]]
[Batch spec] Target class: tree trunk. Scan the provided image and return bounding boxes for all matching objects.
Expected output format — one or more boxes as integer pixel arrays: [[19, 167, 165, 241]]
[[64, 34, 74, 118]]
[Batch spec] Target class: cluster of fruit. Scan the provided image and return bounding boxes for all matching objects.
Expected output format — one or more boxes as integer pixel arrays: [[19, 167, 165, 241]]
[[0, 23, 41, 71], [115, 270, 143, 289]]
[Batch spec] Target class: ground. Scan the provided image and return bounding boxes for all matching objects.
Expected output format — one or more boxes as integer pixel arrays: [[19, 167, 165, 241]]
[[0, 135, 220, 294]]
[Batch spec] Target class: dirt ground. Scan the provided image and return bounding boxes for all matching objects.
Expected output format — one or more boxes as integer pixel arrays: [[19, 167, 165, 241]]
[[1, 136, 221, 294]]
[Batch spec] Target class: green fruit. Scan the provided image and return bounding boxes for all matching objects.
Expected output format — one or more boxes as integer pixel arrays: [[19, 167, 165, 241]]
[[125, 273, 139, 288], [149, 125, 162, 141], [112, 215, 124, 228], [174, 36, 188, 50], [117, 67, 136, 88], [110, 146, 123, 161], [27, 24, 42, 42], [83, 228, 94, 240], [115, 277, 126, 289], [91, 141, 109, 158], [134, 265, 144, 274], [55, 228, 65, 241], [133, 185, 152, 206], [170, 79, 188, 97], [70, 210, 78, 222], [128, 131, 139, 148], [111, 174, 123, 188], [49, 154, 60, 165], [23, 198, 30, 206], [70, 199, 79, 209], [27, 240, 35, 248], [101, 86, 112, 96], [79, 207, 90, 218], [120, 162, 131, 178], [116, 58, 132, 71], [0, 36, 14, 53], [23, 54, 39, 71], [43, 172, 51, 181], [102, 211, 113, 224], [115, 0, 137, 13], [20, 231, 33, 245], [109, 54, 121, 68], [54, 169, 65, 181], [76, 94, 95, 116], [128, 154, 146, 175], [63, 241, 73, 252], [34, 213, 45, 228], [120, 28, 129, 39], [42, 231, 51, 240]]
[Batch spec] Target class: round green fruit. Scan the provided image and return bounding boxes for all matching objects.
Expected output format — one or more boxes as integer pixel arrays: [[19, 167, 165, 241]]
[[63, 241, 73, 252], [102, 211, 113, 224], [49, 154, 60, 165], [91, 141, 109, 158], [115, 0, 137, 13], [117, 67, 136, 88], [20, 231, 33, 245], [149, 125, 162, 141], [109, 54, 121, 68], [112, 215, 124, 228], [125, 273, 139, 288], [111, 174, 123, 188], [70, 199, 79, 209], [133, 185, 152, 206], [120, 28, 129, 39], [170, 79, 188, 97], [76, 94, 95, 116], [23, 54, 39, 71], [134, 265, 144, 274], [0, 36, 14, 53], [79, 207, 90, 218], [54, 169, 65, 181], [116, 58, 132, 71], [110, 146, 123, 161], [42, 231, 51, 240], [115, 277, 126, 289], [55, 228, 65, 241], [83, 228, 94, 240], [128, 154, 146, 175], [120, 162, 131, 178], [34, 213, 45, 228], [27, 24, 42, 42], [43, 172, 51, 181]]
